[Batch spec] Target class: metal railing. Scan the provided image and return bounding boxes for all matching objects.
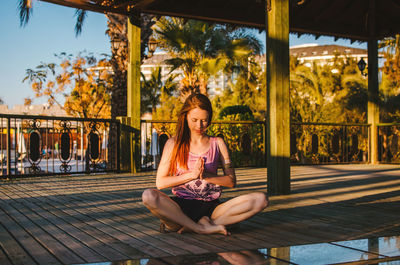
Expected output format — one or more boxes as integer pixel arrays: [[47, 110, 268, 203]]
[[0, 114, 122, 177], [2, 114, 398, 177], [378, 123, 400, 163], [290, 122, 370, 164], [140, 120, 267, 169], [141, 120, 373, 168]]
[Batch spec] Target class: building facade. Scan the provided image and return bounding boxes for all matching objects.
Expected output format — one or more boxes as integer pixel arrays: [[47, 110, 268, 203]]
[[141, 44, 370, 96]]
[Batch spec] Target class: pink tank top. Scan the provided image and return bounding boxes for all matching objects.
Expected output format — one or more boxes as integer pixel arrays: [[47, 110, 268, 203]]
[[172, 137, 222, 201]]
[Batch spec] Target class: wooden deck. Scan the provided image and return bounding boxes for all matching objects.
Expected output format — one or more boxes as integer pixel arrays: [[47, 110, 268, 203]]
[[1, 164, 400, 264]]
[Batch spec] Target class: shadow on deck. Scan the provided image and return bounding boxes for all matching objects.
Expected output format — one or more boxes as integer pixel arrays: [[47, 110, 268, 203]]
[[0, 164, 400, 264]]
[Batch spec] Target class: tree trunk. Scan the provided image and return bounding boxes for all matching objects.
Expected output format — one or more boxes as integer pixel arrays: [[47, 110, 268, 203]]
[[106, 13, 156, 119]]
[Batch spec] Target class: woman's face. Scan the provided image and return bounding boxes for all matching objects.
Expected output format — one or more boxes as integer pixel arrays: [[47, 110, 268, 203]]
[[187, 107, 210, 135]]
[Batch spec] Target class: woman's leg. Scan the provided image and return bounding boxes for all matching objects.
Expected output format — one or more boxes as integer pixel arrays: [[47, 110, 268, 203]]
[[210, 192, 268, 226], [142, 188, 228, 235]]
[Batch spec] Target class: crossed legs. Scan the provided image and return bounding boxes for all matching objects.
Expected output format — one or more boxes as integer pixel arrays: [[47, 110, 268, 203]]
[[142, 189, 268, 235], [142, 189, 228, 235], [211, 192, 268, 226]]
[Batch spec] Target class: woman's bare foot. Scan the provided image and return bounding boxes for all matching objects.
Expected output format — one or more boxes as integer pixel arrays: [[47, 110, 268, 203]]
[[198, 216, 229, 235], [177, 216, 229, 235]]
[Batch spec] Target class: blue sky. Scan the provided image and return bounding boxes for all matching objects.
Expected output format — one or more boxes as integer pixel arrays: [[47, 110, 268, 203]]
[[0, 0, 367, 108]]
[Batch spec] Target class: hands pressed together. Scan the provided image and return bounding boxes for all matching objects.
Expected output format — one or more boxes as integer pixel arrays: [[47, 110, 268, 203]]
[[193, 157, 206, 180]]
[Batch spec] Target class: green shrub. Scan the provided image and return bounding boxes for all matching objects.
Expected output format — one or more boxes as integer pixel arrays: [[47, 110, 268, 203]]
[[219, 105, 254, 120]]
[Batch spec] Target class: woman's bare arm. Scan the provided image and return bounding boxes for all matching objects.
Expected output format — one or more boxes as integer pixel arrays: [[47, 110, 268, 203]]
[[156, 138, 202, 189], [200, 137, 236, 188]]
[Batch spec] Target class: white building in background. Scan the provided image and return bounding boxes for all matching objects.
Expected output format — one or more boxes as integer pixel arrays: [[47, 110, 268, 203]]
[[0, 104, 66, 116], [142, 45, 372, 95], [289, 44, 370, 67], [254, 44, 370, 72]]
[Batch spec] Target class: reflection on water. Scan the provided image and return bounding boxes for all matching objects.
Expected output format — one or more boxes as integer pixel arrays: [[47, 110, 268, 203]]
[[379, 261, 400, 265], [74, 235, 400, 265], [74, 250, 284, 265], [333, 235, 400, 259], [380, 236, 400, 257], [146, 249, 281, 265]]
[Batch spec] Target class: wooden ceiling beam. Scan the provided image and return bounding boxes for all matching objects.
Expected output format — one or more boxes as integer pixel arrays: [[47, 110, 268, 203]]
[[139, 8, 265, 28], [39, 0, 128, 14], [314, 0, 355, 22], [39, 0, 400, 40]]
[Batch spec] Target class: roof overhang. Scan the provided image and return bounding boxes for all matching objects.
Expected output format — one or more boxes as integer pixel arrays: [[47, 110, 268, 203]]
[[39, 0, 400, 41]]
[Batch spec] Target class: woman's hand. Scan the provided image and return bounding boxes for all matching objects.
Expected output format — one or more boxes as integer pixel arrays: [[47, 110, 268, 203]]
[[193, 157, 204, 179]]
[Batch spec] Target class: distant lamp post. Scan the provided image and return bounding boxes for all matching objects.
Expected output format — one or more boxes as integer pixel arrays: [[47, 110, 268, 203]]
[[146, 37, 158, 58], [111, 37, 124, 51], [111, 36, 157, 59], [357, 58, 367, 76]]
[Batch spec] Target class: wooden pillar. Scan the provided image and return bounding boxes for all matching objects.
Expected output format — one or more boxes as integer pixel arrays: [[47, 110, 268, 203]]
[[368, 39, 379, 164], [367, 0, 379, 164], [127, 21, 141, 172], [266, 0, 291, 195]]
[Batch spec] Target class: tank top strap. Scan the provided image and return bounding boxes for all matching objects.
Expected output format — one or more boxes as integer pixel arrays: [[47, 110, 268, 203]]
[[210, 136, 217, 147], [207, 136, 217, 156]]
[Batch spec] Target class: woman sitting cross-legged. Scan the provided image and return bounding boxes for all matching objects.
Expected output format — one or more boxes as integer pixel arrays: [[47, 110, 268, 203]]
[[142, 93, 268, 235]]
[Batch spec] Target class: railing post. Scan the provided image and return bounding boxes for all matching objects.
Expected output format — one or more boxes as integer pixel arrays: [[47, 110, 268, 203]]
[[263, 120, 267, 166], [6, 118, 11, 176], [117, 121, 121, 173]]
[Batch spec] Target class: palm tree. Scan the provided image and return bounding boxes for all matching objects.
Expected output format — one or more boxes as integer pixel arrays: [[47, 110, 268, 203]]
[[154, 17, 262, 100], [379, 34, 400, 54], [18, 2, 156, 119], [141, 67, 178, 115], [290, 56, 367, 123]]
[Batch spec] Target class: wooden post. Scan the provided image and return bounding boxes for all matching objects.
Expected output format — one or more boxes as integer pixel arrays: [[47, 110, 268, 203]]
[[6, 118, 11, 176], [266, 0, 291, 195], [127, 21, 141, 173], [368, 39, 379, 164], [367, 0, 379, 164]]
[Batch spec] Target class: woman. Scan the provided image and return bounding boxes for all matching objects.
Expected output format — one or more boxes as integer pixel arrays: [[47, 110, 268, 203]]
[[142, 93, 268, 235]]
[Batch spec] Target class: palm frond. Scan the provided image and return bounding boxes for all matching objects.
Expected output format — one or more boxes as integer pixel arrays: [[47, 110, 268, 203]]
[[18, 0, 33, 27], [164, 57, 191, 73], [74, 9, 87, 37]]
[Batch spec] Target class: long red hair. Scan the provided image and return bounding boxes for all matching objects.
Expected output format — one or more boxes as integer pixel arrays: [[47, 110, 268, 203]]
[[169, 93, 213, 175]]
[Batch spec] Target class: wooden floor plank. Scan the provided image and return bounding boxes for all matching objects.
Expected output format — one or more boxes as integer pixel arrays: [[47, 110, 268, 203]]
[[0, 207, 60, 265], [5, 185, 127, 264], [0, 220, 36, 265], [12, 181, 191, 257], [7, 186, 135, 262], [0, 245, 12, 265], [16, 202, 109, 264], [0, 188, 108, 264], [0, 202, 84, 264], [31, 188, 194, 256]]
